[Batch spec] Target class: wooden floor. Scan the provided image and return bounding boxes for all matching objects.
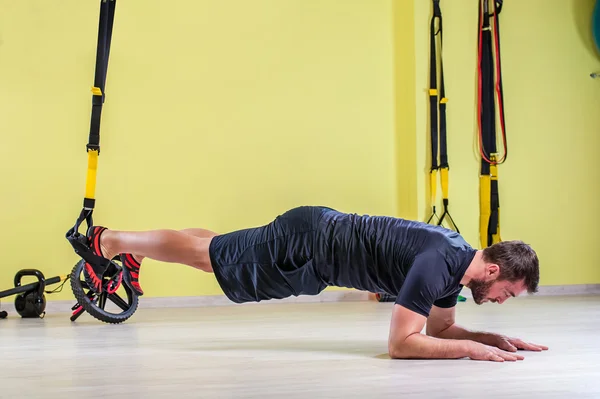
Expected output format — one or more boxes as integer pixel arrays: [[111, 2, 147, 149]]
[[1, 295, 599, 398]]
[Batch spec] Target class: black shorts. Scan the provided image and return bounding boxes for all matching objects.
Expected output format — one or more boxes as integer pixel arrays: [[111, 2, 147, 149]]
[[209, 206, 332, 303]]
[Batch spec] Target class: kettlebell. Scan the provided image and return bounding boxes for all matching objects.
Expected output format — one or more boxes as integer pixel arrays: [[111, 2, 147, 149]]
[[13, 269, 47, 318]]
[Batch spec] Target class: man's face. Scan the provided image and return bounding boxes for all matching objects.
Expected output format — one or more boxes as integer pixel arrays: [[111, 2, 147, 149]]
[[469, 278, 527, 305]]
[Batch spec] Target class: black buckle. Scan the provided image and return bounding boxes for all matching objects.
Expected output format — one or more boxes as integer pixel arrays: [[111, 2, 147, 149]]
[[86, 143, 100, 153]]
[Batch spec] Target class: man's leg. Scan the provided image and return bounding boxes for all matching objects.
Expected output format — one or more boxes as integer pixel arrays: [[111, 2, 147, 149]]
[[100, 229, 215, 271], [124, 228, 219, 267], [83, 226, 220, 295], [83, 206, 326, 300]]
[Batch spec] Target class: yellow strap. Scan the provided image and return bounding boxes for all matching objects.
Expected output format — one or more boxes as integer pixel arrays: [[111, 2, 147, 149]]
[[489, 160, 501, 243], [430, 169, 438, 205], [490, 162, 498, 180], [479, 174, 491, 248], [440, 97, 448, 104], [85, 150, 98, 200], [440, 167, 449, 199], [91, 86, 102, 96], [429, 89, 438, 96]]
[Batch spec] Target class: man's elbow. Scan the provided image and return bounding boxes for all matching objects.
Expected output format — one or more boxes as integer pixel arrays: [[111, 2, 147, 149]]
[[426, 322, 452, 338], [425, 327, 440, 338], [388, 340, 414, 359], [388, 346, 405, 359]]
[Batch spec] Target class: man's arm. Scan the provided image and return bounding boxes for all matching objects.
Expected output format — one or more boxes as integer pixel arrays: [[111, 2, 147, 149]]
[[388, 304, 524, 362], [425, 305, 497, 344], [425, 305, 548, 352]]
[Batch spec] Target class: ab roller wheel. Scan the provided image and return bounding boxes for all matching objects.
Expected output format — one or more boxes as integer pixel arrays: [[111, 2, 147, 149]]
[[70, 259, 139, 324]]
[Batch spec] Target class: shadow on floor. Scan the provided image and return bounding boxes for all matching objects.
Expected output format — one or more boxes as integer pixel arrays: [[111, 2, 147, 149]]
[[173, 337, 391, 358]]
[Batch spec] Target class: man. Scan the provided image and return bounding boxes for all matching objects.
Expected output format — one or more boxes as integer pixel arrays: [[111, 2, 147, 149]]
[[82, 205, 548, 362]]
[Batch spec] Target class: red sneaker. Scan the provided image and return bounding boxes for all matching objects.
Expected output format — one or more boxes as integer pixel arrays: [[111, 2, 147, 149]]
[[82, 226, 109, 294], [120, 253, 144, 296]]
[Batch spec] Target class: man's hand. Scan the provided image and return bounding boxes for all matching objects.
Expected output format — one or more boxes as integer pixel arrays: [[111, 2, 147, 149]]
[[490, 335, 549, 353], [427, 305, 549, 354], [467, 341, 525, 362]]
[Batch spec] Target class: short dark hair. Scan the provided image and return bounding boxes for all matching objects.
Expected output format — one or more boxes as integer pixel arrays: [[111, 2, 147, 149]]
[[482, 240, 539, 294]]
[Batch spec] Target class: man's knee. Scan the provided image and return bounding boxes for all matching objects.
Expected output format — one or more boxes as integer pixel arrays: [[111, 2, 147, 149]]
[[180, 228, 219, 239], [189, 237, 214, 272]]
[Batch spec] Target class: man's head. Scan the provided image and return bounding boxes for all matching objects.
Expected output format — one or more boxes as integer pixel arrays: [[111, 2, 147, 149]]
[[467, 240, 539, 305]]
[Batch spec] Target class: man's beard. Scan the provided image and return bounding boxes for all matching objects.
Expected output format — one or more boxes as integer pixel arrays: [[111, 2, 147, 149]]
[[468, 278, 494, 305]]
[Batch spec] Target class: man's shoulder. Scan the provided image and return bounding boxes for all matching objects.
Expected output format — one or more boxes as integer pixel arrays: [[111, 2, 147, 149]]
[[416, 223, 473, 250], [412, 227, 475, 270]]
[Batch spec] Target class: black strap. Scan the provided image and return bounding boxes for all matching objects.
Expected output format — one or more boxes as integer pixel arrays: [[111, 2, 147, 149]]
[[432, 0, 448, 172], [88, 0, 116, 153], [66, 0, 117, 265], [428, 0, 442, 177], [478, 0, 507, 247], [426, 0, 442, 224], [426, 0, 458, 231], [478, 0, 507, 171]]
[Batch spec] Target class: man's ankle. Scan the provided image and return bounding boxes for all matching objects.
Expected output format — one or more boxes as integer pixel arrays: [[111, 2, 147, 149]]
[[99, 230, 117, 260]]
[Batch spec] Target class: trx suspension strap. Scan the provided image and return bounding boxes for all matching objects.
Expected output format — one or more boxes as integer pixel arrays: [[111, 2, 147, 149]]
[[426, 0, 459, 232], [66, 0, 116, 267], [594, 0, 600, 54], [477, 0, 507, 248]]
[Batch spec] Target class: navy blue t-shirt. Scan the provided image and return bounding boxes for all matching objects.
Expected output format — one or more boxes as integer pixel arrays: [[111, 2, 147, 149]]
[[315, 210, 477, 317]]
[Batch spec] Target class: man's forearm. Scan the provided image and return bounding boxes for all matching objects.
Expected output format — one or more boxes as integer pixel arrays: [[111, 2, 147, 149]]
[[389, 332, 474, 360], [431, 323, 499, 346]]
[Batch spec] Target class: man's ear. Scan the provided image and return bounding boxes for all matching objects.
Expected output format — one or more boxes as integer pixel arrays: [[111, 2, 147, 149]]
[[486, 263, 500, 279]]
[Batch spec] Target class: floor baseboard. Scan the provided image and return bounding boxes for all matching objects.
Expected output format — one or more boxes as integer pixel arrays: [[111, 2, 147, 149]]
[[458, 284, 600, 298]]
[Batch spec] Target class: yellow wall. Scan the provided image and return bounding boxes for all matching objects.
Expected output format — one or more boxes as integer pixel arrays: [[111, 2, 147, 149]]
[[0, 0, 598, 303], [409, 0, 600, 285], [0, 0, 396, 299], [393, 0, 419, 221]]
